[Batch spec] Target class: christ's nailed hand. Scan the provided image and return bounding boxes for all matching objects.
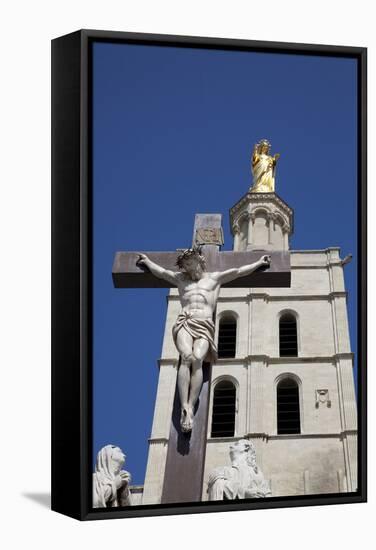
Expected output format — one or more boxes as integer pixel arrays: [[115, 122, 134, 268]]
[[136, 253, 148, 266], [260, 255, 271, 267]]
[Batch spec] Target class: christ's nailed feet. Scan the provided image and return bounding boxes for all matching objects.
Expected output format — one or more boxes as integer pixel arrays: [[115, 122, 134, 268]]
[[180, 406, 194, 433]]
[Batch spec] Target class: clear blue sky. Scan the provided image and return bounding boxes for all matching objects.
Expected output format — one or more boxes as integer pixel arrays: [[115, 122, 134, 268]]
[[92, 41, 358, 484]]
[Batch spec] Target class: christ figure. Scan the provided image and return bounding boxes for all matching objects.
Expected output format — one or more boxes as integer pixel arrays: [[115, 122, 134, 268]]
[[137, 248, 270, 432]]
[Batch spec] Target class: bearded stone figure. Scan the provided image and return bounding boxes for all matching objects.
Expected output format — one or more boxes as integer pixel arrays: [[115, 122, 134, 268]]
[[207, 439, 271, 500], [92, 445, 132, 508], [250, 139, 280, 193]]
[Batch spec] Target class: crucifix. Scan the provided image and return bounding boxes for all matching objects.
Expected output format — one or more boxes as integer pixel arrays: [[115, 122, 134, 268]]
[[112, 213, 290, 503]]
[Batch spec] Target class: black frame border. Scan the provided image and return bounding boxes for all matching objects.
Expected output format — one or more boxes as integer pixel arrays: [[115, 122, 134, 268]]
[[51, 29, 367, 521]]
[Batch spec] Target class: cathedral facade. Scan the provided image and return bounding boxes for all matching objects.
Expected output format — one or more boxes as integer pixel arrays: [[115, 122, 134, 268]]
[[141, 171, 358, 504]]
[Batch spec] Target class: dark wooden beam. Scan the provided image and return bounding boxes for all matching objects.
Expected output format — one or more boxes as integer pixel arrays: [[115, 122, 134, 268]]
[[112, 250, 291, 288], [161, 361, 211, 504]]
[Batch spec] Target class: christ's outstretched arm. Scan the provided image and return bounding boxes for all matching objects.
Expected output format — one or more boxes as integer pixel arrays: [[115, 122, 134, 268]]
[[215, 255, 271, 285], [137, 254, 178, 285]]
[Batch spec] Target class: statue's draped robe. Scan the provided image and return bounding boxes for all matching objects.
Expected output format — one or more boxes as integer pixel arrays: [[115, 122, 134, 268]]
[[92, 446, 132, 508], [208, 461, 271, 500], [252, 153, 275, 193], [172, 311, 218, 363]]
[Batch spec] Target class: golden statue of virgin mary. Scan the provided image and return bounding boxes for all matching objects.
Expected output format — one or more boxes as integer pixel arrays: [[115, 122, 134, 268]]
[[250, 139, 280, 193]]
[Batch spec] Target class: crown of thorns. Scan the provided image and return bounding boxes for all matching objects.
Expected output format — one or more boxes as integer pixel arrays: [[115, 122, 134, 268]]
[[175, 248, 206, 269]]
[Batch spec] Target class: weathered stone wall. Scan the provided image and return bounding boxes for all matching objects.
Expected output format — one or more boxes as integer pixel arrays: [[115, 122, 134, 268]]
[[142, 248, 358, 504]]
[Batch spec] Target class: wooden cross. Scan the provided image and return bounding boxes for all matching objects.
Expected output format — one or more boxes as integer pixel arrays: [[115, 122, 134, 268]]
[[113, 214, 290, 289], [112, 213, 290, 504]]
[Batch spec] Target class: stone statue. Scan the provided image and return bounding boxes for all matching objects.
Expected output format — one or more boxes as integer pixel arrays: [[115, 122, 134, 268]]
[[207, 439, 271, 500], [250, 139, 280, 193], [137, 249, 270, 432], [92, 445, 132, 508]]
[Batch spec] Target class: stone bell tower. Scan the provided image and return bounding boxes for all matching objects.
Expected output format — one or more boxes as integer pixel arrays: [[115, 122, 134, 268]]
[[141, 140, 358, 504], [202, 139, 357, 499], [230, 192, 293, 253]]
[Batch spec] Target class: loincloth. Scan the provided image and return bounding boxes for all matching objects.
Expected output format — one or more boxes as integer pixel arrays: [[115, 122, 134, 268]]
[[172, 312, 217, 364]]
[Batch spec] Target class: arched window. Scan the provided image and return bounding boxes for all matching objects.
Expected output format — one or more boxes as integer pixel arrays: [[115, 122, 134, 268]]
[[211, 380, 236, 437], [279, 313, 298, 357], [277, 377, 301, 434], [218, 316, 237, 358]]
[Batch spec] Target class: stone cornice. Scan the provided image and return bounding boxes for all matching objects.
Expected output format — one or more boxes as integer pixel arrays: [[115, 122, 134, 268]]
[[292, 264, 332, 269], [291, 248, 341, 253], [230, 192, 293, 218], [246, 430, 358, 441], [158, 351, 354, 368], [246, 291, 348, 302], [229, 191, 294, 236], [246, 353, 354, 365], [207, 430, 357, 443], [217, 295, 250, 302], [207, 435, 245, 443], [148, 437, 169, 445], [248, 292, 268, 300], [157, 358, 179, 368], [333, 352, 354, 360], [242, 432, 269, 440], [210, 352, 354, 366], [167, 292, 348, 303], [166, 291, 348, 303], [159, 353, 354, 366]]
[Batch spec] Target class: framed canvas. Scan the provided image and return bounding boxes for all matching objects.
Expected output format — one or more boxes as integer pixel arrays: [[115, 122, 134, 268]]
[[51, 29, 367, 520]]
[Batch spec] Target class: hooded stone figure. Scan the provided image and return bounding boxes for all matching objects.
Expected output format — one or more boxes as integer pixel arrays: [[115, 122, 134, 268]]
[[92, 445, 132, 508]]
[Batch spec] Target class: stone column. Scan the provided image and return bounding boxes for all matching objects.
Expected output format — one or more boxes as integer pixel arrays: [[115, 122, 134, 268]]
[[303, 470, 311, 494], [233, 223, 240, 251], [283, 224, 289, 251], [335, 354, 358, 492], [142, 438, 169, 504], [249, 293, 267, 355], [331, 294, 351, 353], [247, 213, 254, 248], [142, 361, 178, 504], [267, 213, 274, 245], [247, 357, 266, 435], [337, 468, 346, 492], [342, 433, 358, 492], [336, 355, 357, 432]]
